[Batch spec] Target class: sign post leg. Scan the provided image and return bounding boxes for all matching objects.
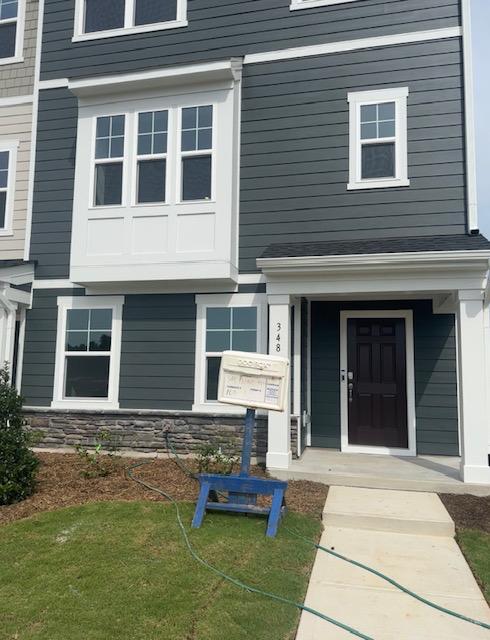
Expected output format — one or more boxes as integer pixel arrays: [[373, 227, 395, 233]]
[[240, 408, 256, 477]]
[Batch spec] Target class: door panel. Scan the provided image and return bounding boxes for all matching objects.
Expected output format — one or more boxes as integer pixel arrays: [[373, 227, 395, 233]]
[[347, 318, 408, 448]]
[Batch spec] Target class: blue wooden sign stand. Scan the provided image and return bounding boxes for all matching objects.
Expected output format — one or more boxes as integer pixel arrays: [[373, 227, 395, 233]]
[[191, 408, 288, 537]]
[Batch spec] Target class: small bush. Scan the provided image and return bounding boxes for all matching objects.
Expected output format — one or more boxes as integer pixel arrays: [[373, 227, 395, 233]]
[[197, 444, 239, 475], [75, 430, 122, 478], [0, 364, 39, 505]]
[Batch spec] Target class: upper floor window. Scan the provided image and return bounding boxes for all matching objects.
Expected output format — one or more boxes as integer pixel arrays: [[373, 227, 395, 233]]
[[290, 0, 359, 10], [347, 87, 409, 190], [91, 105, 214, 208], [0, 0, 24, 64], [0, 141, 17, 235], [74, 0, 187, 41]]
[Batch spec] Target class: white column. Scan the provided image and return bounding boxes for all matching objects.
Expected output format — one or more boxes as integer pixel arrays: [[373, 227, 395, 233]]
[[267, 294, 292, 470], [457, 290, 490, 484]]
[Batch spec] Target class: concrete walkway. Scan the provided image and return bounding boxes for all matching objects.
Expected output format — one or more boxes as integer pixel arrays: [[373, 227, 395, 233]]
[[274, 449, 490, 495], [296, 486, 490, 639]]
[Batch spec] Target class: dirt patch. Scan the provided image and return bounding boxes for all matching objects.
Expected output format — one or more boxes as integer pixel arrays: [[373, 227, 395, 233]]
[[440, 494, 490, 533], [0, 452, 328, 525]]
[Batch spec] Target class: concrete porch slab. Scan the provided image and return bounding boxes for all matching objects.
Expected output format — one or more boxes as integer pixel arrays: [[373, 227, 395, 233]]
[[272, 448, 490, 495], [324, 486, 455, 536]]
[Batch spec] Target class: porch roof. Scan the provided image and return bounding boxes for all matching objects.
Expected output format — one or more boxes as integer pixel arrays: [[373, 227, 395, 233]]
[[260, 233, 490, 260]]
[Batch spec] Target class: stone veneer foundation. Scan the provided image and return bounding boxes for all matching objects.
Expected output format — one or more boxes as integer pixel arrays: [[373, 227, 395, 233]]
[[24, 409, 298, 461]]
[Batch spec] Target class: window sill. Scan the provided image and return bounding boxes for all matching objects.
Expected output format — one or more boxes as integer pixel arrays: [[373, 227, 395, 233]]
[[347, 178, 410, 191], [290, 0, 358, 10], [0, 230, 14, 237], [72, 20, 188, 43], [0, 56, 24, 66], [51, 400, 120, 411]]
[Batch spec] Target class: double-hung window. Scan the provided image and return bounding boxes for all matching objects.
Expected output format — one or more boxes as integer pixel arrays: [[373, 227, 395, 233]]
[[348, 88, 409, 190], [194, 294, 267, 411], [0, 141, 17, 234], [53, 297, 124, 409], [91, 104, 214, 209], [75, 0, 187, 40], [0, 0, 24, 63]]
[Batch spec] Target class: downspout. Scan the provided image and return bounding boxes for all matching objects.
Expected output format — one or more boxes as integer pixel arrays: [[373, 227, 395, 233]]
[[461, 0, 479, 233]]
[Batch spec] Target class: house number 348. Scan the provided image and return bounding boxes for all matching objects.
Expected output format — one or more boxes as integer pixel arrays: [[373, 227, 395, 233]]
[[276, 322, 282, 352]]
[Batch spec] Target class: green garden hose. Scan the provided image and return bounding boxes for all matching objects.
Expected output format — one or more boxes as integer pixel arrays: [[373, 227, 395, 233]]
[[127, 460, 375, 640], [162, 432, 490, 632]]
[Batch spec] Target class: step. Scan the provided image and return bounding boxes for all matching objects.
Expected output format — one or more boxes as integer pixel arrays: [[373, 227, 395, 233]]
[[323, 486, 455, 537]]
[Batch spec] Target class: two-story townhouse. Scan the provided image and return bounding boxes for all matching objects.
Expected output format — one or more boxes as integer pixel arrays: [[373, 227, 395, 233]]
[[21, 0, 490, 486], [0, 0, 39, 387]]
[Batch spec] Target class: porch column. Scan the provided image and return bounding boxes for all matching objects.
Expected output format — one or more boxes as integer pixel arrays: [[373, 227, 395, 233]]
[[266, 294, 292, 470], [457, 290, 490, 484]]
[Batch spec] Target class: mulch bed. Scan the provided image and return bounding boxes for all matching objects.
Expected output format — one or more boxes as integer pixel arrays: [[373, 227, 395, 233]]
[[440, 494, 490, 534], [0, 452, 329, 526]]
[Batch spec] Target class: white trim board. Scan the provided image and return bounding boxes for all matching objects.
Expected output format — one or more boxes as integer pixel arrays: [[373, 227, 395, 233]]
[[244, 27, 462, 65], [0, 95, 33, 107], [339, 309, 416, 456]]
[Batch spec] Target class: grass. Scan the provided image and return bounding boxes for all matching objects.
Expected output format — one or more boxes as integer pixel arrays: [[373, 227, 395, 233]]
[[457, 529, 490, 603], [0, 501, 321, 640]]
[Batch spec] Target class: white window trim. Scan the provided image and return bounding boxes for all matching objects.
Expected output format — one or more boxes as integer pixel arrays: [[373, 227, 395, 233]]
[[193, 293, 267, 414], [52, 296, 124, 410], [347, 87, 410, 190], [0, 0, 25, 65], [291, 0, 358, 10], [73, 0, 187, 42], [91, 114, 126, 209], [0, 140, 18, 236], [133, 109, 169, 206], [339, 309, 416, 456]]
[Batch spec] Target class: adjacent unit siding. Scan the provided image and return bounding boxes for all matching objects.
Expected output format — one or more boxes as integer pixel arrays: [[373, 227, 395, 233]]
[[310, 300, 459, 456], [0, 0, 38, 97], [0, 101, 32, 258], [40, 0, 460, 81], [119, 294, 196, 411], [240, 37, 466, 271], [30, 88, 78, 279]]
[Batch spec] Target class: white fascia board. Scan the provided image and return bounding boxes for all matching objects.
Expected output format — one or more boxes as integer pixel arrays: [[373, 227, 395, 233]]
[[257, 250, 490, 273], [68, 59, 243, 99]]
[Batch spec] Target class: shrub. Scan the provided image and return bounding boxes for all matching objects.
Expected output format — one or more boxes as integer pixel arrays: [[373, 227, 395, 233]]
[[75, 429, 122, 478], [197, 444, 239, 475], [0, 364, 39, 505]]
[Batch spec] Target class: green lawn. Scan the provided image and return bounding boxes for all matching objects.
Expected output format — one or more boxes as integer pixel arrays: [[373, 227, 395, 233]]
[[457, 529, 490, 603], [0, 501, 320, 640]]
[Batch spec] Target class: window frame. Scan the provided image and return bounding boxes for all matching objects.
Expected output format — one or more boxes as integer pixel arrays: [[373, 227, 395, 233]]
[[0, 140, 18, 236], [193, 293, 267, 414], [52, 296, 124, 410], [0, 0, 25, 66], [133, 108, 170, 206], [290, 0, 359, 10], [92, 114, 126, 208], [73, 0, 188, 42], [347, 87, 409, 190]]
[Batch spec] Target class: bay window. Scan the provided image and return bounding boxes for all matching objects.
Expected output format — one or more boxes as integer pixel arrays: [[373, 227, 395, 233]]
[[348, 87, 409, 190], [52, 297, 124, 409]]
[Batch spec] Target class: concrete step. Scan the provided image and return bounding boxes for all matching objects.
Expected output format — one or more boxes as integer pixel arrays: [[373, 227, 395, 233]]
[[323, 486, 455, 537]]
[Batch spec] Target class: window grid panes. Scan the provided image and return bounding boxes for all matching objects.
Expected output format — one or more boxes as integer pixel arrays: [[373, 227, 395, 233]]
[[181, 105, 213, 202], [359, 101, 396, 181], [0, 0, 18, 59], [63, 309, 113, 399], [83, 0, 179, 34], [0, 151, 9, 228], [205, 307, 257, 401], [0, 0, 17, 20], [94, 115, 125, 206], [137, 110, 168, 204]]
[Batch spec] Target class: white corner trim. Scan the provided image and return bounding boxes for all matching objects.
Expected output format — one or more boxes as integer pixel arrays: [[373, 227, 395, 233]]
[[68, 59, 243, 98], [193, 292, 267, 412], [52, 295, 124, 410], [24, 0, 45, 262], [38, 78, 70, 90], [291, 0, 358, 9], [339, 309, 416, 456], [461, 0, 478, 232], [348, 87, 409, 191], [243, 27, 462, 65]]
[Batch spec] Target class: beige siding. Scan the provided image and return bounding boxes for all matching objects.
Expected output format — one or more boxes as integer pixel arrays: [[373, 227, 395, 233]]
[[0, 101, 32, 259], [0, 0, 38, 97]]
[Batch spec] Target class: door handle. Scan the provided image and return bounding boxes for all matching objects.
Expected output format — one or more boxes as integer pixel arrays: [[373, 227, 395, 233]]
[[348, 382, 354, 403]]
